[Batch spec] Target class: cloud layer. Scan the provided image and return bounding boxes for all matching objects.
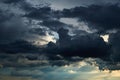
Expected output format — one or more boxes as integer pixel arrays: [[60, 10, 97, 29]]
[[0, 1, 120, 80]]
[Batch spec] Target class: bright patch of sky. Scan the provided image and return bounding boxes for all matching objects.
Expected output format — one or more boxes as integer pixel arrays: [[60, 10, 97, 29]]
[[100, 34, 109, 43]]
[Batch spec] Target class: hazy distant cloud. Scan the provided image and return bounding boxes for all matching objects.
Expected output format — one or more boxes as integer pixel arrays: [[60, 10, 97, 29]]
[[0, 57, 120, 80]]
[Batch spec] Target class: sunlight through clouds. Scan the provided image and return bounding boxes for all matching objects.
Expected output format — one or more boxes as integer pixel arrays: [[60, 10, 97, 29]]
[[100, 34, 109, 43]]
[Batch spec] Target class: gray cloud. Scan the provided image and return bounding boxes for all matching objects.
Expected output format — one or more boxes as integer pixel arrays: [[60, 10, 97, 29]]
[[48, 0, 120, 10], [109, 31, 120, 62], [0, 9, 28, 44], [0, 40, 42, 54], [61, 4, 120, 33], [0, 0, 22, 4], [45, 28, 110, 60], [0, 0, 120, 73]]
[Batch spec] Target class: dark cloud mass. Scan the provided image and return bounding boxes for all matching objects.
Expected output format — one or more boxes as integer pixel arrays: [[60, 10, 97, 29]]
[[0, 40, 41, 53], [0, 9, 28, 44], [0, 1, 120, 79], [62, 4, 120, 32], [5, 0, 22, 4], [1, 0, 22, 4], [24, 7, 54, 20], [45, 28, 110, 59], [109, 31, 120, 62]]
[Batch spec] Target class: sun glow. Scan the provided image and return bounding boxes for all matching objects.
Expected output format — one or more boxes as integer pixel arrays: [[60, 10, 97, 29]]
[[100, 34, 109, 43]]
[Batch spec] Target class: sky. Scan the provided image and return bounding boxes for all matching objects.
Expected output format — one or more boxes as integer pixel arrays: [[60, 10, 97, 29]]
[[0, 0, 120, 80]]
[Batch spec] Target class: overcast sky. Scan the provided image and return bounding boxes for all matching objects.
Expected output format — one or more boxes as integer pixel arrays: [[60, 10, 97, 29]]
[[0, 0, 120, 80]]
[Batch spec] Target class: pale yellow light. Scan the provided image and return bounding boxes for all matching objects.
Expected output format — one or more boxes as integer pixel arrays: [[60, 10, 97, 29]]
[[100, 34, 109, 43]]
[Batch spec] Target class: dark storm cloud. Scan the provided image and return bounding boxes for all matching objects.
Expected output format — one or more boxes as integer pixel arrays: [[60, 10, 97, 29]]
[[23, 3, 120, 33], [0, 9, 28, 44], [1, 0, 36, 12], [61, 4, 120, 32], [45, 28, 110, 60], [19, 0, 35, 12], [109, 31, 120, 62], [1, 0, 22, 4], [24, 7, 53, 20], [0, 0, 120, 72], [0, 40, 41, 53], [0, 0, 51, 44]]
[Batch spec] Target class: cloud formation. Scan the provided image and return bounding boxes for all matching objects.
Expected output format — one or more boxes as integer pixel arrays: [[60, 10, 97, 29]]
[[0, 9, 28, 43], [61, 4, 120, 33], [0, 0, 120, 76]]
